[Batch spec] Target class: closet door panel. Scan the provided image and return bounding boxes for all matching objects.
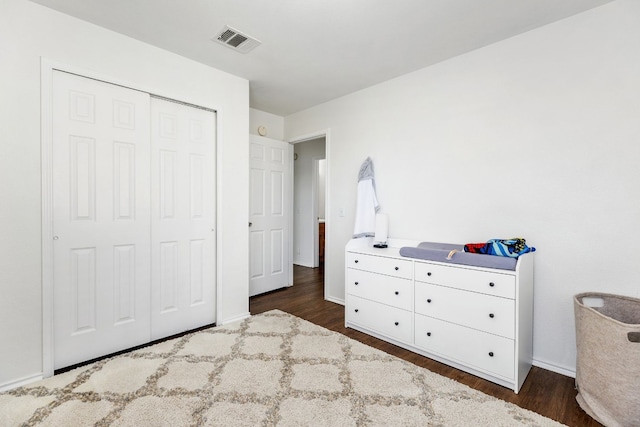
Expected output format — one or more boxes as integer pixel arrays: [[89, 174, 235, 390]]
[[150, 98, 217, 339], [52, 71, 152, 369]]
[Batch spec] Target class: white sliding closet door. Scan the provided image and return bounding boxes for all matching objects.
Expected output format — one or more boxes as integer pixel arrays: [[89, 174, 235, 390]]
[[52, 71, 152, 369], [51, 71, 217, 370], [150, 98, 217, 339]]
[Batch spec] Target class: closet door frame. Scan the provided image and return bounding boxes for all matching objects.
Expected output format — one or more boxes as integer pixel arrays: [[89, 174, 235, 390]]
[[40, 59, 223, 378]]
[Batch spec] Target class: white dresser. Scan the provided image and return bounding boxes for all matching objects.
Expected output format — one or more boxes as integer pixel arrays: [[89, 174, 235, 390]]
[[345, 238, 534, 393]]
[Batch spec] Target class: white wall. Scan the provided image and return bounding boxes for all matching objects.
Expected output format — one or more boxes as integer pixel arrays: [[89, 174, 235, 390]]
[[293, 138, 326, 267], [0, 0, 249, 388], [250, 108, 285, 141], [285, 0, 640, 375]]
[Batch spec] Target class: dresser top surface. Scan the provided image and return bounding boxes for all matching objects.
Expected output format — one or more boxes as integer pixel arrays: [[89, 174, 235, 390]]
[[346, 238, 529, 274]]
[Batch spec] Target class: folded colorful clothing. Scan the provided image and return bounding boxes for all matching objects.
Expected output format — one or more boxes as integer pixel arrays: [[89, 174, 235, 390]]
[[464, 238, 535, 258]]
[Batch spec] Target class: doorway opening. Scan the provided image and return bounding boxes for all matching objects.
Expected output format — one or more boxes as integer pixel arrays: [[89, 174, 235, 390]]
[[290, 132, 329, 300]]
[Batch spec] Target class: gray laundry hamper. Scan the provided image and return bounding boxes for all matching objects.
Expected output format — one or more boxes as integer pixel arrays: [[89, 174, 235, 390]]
[[574, 292, 640, 427]]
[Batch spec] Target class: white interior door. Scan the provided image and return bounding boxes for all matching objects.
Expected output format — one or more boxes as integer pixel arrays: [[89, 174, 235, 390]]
[[52, 71, 151, 369], [249, 135, 291, 296], [150, 98, 217, 339]]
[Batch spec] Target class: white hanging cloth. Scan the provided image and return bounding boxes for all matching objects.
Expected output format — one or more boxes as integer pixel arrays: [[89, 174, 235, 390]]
[[353, 157, 380, 238]]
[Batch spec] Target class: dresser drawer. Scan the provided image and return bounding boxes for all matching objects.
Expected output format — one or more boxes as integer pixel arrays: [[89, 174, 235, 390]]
[[414, 261, 515, 299], [346, 295, 413, 344], [347, 269, 413, 311], [346, 252, 412, 279], [414, 314, 515, 380], [415, 282, 515, 338]]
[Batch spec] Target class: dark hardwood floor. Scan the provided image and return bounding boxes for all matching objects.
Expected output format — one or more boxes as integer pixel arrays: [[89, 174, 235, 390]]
[[250, 265, 602, 427]]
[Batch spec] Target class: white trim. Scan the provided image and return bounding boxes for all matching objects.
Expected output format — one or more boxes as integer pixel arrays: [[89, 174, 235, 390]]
[[40, 59, 221, 112], [288, 144, 294, 286], [311, 156, 321, 267], [219, 312, 251, 325], [533, 358, 576, 378], [324, 129, 331, 300], [325, 296, 345, 306], [289, 130, 329, 145], [40, 58, 224, 376], [40, 58, 55, 378], [215, 108, 224, 326], [293, 261, 315, 268], [0, 373, 44, 392]]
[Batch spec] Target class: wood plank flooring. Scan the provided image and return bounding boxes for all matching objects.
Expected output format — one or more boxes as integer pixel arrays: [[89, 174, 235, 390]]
[[250, 265, 602, 427]]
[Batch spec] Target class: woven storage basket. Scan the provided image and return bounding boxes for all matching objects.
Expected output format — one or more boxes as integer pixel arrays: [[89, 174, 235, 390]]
[[574, 292, 640, 427]]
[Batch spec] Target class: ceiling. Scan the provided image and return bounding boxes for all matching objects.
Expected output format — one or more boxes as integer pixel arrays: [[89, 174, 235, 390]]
[[30, 0, 614, 116]]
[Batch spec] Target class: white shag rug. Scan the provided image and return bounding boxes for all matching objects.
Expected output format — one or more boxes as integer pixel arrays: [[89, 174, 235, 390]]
[[0, 310, 565, 426]]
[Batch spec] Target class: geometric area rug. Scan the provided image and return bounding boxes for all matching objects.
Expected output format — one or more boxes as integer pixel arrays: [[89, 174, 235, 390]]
[[0, 310, 565, 426]]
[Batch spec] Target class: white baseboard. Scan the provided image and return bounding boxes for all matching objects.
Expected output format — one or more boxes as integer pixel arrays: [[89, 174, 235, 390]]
[[0, 373, 43, 392], [293, 261, 314, 268], [325, 296, 344, 306], [533, 358, 576, 378], [220, 311, 251, 326]]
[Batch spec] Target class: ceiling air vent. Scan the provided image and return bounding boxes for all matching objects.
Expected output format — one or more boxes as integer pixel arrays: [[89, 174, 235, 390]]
[[214, 25, 261, 54]]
